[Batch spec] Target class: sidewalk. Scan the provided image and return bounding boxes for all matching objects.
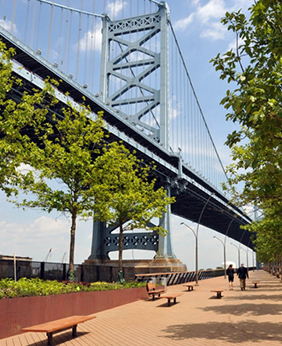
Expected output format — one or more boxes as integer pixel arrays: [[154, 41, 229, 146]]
[[1, 270, 282, 346]]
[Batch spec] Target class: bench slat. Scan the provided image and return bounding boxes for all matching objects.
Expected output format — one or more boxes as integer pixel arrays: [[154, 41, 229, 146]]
[[160, 293, 183, 306], [22, 315, 96, 333], [146, 282, 165, 300]]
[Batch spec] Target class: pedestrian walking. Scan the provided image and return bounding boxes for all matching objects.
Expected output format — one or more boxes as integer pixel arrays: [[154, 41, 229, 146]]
[[226, 264, 235, 290], [237, 263, 249, 290]]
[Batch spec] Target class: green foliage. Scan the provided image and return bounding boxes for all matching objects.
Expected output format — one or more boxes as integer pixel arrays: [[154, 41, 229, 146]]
[[13, 105, 106, 276], [210, 1, 282, 262], [0, 278, 146, 299], [93, 142, 175, 234], [92, 142, 175, 273], [0, 40, 57, 197]]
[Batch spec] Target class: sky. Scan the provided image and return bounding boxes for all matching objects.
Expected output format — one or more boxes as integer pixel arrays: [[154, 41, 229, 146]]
[[0, 0, 256, 271]]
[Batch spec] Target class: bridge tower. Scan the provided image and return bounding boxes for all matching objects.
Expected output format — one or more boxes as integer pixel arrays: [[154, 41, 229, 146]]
[[89, 1, 177, 261]]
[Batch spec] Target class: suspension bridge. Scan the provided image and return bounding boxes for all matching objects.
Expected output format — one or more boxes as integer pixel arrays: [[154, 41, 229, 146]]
[[0, 0, 254, 264]]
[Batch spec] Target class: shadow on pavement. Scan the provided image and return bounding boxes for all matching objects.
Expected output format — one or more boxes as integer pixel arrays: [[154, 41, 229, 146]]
[[226, 294, 282, 301], [161, 321, 282, 343], [201, 303, 282, 316]]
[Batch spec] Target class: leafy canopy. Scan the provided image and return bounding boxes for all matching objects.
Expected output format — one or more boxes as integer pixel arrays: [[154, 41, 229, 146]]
[[210, 0, 282, 262]]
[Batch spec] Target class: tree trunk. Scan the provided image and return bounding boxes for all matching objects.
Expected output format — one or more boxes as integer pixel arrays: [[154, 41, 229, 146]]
[[118, 222, 123, 273], [69, 212, 77, 279]]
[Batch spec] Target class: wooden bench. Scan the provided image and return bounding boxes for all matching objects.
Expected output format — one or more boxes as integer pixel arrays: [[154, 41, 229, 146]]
[[160, 293, 183, 306], [252, 281, 260, 288], [22, 315, 96, 346], [183, 283, 195, 291], [146, 282, 165, 300], [211, 289, 224, 299]]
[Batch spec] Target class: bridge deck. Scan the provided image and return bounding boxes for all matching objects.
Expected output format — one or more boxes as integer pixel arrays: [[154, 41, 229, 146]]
[[1, 270, 281, 346]]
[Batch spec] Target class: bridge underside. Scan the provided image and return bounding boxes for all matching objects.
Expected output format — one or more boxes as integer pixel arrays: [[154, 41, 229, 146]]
[[0, 28, 254, 251]]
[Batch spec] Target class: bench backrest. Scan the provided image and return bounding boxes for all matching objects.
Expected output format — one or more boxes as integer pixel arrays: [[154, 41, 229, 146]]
[[146, 282, 156, 291]]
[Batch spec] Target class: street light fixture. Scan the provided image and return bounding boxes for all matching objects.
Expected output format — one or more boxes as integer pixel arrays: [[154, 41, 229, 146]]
[[241, 247, 249, 271], [180, 192, 214, 286], [230, 242, 240, 269], [213, 236, 226, 279], [180, 222, 198, 284]]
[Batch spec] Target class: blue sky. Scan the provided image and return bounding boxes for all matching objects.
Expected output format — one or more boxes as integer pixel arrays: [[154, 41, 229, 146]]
[[0, 0, 256, 271]]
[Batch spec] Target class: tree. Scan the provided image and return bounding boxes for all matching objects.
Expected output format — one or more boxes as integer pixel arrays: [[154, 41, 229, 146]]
[[17, 105, 105, 280], [210, 1, 282, 208], [210, 1, 282, 263], [92, 142, 175, 281], [0, 40, 56, 196]]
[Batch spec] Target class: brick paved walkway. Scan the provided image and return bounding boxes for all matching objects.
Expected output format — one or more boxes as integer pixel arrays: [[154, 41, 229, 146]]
[[1, 270, 282, 346]]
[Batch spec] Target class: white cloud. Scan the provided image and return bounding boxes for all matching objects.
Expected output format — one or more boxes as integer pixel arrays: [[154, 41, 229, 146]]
[[174, 13, 194, 31], [200, 21, 227, 40], [173, 0, 244, 42], [197, 0, 226, 24], [78, 27, 102, 52], [107, 0, 127, 19]]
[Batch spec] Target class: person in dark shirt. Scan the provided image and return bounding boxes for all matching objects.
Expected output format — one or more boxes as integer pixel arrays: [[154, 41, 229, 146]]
[[226, 264, 235, 290], [237, 263, 249, 290]]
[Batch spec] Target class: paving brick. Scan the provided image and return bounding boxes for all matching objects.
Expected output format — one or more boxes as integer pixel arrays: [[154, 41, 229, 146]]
[[1, 270, 282, 346]]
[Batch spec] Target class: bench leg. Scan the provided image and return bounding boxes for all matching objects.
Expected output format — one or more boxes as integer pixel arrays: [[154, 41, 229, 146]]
[[47, 332, 53, 346], [173, 297, 177, 304], [72, 325, 77, 337], [254, 283, 258, 288], [167, 299, 171, 306], [216, 292, 221, 298]]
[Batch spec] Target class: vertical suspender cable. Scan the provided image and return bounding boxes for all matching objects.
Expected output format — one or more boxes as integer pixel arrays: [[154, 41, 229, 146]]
[[63, 0, 70, 73], [24, 0, 30, 44], [36, 1, 42, 51], [89, 0, 96, 92], [181, 63, 184, 154], [11, 0, 17, 35], [30, 0, 37, 50], [170, 32, 174, 151], [84, 14, 90, 86], [120, 0, 125, 113], [47, 1, 54, 61], [58, 8, 63, 69], [185, 68, 188, 165], [76, 1, 83, 81], [67, 10, 73, 74]]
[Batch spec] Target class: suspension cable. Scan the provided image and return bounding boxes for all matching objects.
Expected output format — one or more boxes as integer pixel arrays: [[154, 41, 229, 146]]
[[37, 0, 104, 18], [169, 22, 228, 181]]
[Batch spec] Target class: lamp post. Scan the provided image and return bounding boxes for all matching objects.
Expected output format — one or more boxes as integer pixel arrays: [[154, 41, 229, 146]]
[[230, 242, 240, 269], [180, 193, 214, 285], [252, 250, 256, 271], [213, 236, 226, 279], [180, 222, 197, 283], [241, 247, 249, 271]]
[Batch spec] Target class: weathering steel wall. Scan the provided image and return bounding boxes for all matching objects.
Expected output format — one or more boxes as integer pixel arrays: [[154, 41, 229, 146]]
[[0, 287, 148, 339]]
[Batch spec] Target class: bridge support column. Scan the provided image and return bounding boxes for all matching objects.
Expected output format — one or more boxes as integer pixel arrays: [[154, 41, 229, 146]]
[[155, 185, 176, 259], [88, 220, 110, 260]]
